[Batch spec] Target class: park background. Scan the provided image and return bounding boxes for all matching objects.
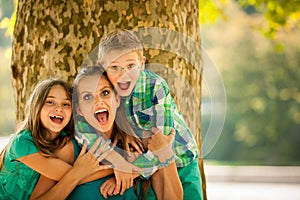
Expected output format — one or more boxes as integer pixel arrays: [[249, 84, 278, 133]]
[[1, 0, 300, 199]]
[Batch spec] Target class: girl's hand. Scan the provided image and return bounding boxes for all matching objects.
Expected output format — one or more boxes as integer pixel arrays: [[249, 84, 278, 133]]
[[100, 177, 116, 199], [73, 137, 112, 179]]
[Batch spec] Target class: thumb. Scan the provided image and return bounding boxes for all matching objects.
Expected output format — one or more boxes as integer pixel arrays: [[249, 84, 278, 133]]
[[151, 127, 161, 135]]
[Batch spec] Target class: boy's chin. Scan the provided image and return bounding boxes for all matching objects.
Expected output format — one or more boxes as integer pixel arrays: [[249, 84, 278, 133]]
[[117, 88, 132, 97]]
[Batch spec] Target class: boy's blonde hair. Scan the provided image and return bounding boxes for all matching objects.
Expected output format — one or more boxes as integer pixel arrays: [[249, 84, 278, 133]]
[[97, 29, 144, 65]]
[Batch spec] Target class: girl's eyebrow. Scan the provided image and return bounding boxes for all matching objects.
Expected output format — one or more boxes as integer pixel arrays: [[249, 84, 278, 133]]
[[47, 96, 71, 101]]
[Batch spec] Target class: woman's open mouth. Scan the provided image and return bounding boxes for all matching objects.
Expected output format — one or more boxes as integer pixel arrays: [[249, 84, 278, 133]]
[[95, 109, 109, 125]]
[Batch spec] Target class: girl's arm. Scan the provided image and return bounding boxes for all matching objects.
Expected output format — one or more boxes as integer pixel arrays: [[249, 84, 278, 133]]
[[17, 140, 113, 183], [30, 144, 110, 200]]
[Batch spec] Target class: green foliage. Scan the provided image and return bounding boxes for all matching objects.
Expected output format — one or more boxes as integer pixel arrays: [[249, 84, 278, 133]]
[[200, 0, 300, 39], [202, 2, 300, 165]]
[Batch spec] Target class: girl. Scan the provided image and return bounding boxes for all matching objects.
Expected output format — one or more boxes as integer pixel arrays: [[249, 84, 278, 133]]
[[0, 78, 110, 199]]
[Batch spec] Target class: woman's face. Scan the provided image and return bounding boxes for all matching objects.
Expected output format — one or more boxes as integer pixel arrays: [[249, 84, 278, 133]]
[[76, 75, 120, 138], [40, 85, 72, 139]]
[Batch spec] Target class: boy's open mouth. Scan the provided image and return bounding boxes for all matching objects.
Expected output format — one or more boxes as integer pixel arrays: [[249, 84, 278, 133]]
[[95, 109, 109, 124], [118, 82, 130, 90], [50, 115, 63, 124]]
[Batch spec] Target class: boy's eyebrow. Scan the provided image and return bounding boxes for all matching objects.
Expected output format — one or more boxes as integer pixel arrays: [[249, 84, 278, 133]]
[[110, 58, 137, 64]]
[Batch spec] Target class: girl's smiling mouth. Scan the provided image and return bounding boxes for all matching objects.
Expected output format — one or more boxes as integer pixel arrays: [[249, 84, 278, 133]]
[[50, 115, 64, 124]]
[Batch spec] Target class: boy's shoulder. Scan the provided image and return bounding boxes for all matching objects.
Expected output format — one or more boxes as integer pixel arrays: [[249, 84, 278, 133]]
[[142, 70, 166, 82]]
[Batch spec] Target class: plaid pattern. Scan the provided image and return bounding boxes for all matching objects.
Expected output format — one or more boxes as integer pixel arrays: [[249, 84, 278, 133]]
[[123, 70, 199, 168], [75, 116, 159, 178]]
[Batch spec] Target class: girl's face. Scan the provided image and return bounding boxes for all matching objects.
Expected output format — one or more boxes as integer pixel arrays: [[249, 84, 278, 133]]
[[76, 75, 120, 138], [40, 85, 72, 138], [104, 50, 145, 97]]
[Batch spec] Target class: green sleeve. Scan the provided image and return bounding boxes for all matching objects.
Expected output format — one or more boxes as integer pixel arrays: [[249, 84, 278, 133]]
[[9, 130, 39, 160]]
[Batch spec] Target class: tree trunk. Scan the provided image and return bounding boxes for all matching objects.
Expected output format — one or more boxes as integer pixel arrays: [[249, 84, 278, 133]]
[[11, 0, 206, 198]]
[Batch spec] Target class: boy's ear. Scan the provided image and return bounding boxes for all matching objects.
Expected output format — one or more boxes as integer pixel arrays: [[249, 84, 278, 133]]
[[141, 56, 146, 70]]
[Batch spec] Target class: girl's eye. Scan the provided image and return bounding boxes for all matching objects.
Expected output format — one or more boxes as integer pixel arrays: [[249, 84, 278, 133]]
[[83, 93, 93, 101], [63, 102, 71, 107], [45, 100, 54, 105]]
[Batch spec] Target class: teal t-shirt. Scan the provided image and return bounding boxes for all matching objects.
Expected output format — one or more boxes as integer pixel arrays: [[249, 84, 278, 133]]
[[0, 129, 40, 199], [67, 141, 140, 200]]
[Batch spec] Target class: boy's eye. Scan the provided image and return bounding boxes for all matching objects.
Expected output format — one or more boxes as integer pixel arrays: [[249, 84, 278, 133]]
[[127, 64, 136, 70]]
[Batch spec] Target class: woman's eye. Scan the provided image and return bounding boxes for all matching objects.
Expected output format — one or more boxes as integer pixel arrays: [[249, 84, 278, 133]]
[[83, 94, 93, 101], [101, 90, 110, 96], [110, 66, 119, 71]]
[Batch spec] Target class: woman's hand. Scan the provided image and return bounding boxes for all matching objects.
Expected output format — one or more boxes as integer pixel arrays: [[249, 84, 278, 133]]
[[113, 161, 141, 195], [100, 177, 117, 199]]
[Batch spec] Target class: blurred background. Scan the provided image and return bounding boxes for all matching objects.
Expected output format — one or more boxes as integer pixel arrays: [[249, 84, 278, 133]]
[[1, 0, 300, 199]]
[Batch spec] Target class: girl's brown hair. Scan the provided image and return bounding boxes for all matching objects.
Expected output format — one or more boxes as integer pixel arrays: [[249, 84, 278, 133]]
[[0, 78, 73, 170]]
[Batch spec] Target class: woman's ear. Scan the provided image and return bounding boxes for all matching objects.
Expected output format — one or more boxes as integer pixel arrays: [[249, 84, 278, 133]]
[[76, 105, 83, 116], [116, 94, 121, 108]]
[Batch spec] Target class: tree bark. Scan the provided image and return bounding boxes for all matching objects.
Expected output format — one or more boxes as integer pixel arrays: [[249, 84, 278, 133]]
[[11, 0, 206, 198]]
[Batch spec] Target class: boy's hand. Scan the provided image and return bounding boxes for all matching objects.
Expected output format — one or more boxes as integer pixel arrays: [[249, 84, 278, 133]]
[[100, 177, 116, 199], [147, 128, 175, 163]]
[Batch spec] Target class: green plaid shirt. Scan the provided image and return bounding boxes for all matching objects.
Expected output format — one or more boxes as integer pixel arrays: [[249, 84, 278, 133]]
[[123, 70, 199, 169], [75, 116, 160, 178]]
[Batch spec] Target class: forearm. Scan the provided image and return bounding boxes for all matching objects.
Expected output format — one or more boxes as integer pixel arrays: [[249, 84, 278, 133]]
[[151, 161, 183, 200], [31, 168, 83, 200], [79, 168, 113, 184]]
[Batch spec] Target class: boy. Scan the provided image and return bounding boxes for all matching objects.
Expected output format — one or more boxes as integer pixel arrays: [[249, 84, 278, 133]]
[[97, 29, 203, 200]]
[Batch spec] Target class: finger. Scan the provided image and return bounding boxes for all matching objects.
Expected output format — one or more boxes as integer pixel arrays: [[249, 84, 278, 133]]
[[120, 181, 126, 195], [113, 178, 121, 195], [132, 165, 143, 173], [130, 142, 143, 154], [96, 140, 110, 153], [151, 127, 161, 135], [79, 144, 87, 156], [125, 142, 130, 152], [100, 182, 108, 196], [107, 184, 115, 196], [97, 146, 113, 162], [89, 137, 103, 154], [112, 138, 118, 147]]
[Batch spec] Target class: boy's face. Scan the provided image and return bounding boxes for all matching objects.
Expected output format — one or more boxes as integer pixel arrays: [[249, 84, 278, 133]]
[[103, 50, 145, 97], [76, 75, 120, 137]]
